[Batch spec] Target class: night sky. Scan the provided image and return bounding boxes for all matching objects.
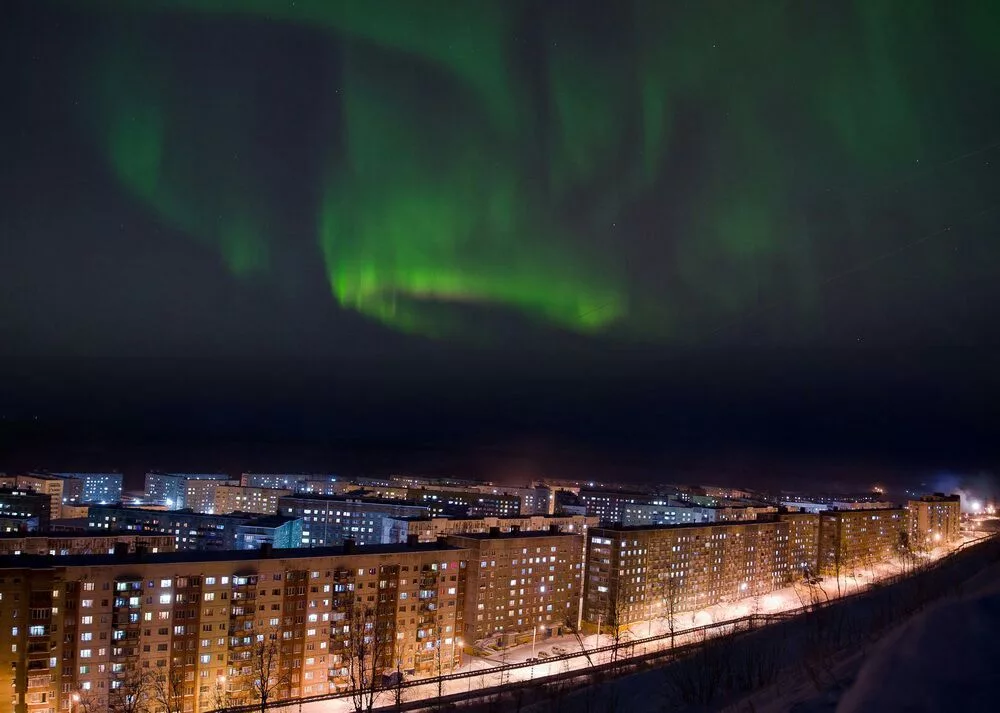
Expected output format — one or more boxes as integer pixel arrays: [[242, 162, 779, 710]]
[[2, 1, 999, 484]]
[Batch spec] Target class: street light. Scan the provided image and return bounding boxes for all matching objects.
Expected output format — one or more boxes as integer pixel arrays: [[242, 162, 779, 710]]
[[532, 625, 544, 657], [70, 693, 80, 713]]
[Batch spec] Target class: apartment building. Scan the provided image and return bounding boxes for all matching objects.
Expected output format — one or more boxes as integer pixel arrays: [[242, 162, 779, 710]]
[[87, 506, 304, 552], [817, 508, 907, 575], [0, 489, 53, 531], [2, 475, 81, 520], [144, 473, 231, 509], [780, 512, 821, 576], [582, 520, 797, 629], [183, 478, 238, 514], [447, 528, 584, 645], [406, 488, 521, 518], [0, 532, 175, 556], [0, 542, 467, 713], [472, 485, 554, 515], [383, 514, 598, 544], [278, 495, 429, 547], [51, 473, 123, 505], [213, 485, 291, 516], [907, 493, 961, 551], [703, 505, 779, 523]]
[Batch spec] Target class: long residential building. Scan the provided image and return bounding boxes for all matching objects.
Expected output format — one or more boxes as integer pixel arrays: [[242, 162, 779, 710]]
[[447, 529, 584, 646], [817, 508, 907, 575], [87, 505, 304, 552], [0, 542, 467, 713], [51, 473, 124, 505], [144, 473, 231, 509], [406, 488, 521, 518], [0, 532, 175, 556], [278, 495, 429, 547], [213, 485, 291, 515], [583, 515, 818, 629], [383, 514, 597, 544], [907, 493, 961, 551]]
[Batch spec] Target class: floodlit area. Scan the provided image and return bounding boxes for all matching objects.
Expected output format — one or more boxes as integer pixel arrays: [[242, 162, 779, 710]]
[[297, 534, 978, 713]]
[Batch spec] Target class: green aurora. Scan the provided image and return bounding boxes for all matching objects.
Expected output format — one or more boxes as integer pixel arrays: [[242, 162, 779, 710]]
[[78, 0, 1000, 341]]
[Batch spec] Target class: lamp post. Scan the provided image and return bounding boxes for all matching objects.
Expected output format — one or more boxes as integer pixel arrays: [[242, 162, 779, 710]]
[[596, 613, 602, 648], [70, 693, 80, 713]]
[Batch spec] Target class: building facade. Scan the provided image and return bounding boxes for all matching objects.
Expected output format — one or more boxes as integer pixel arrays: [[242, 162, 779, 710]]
[[4, 475, 81, 520], [406, 488, 521, 518], [817, 508, 907, 575], [213, 485, 291, 516], [278, 495, 429, 547], [382, 514, 598, 545], [144, 473, 231, 509], [0, 542, 467, 713], [447, 529, 584, 645], [234, 516, 304, 550], [0, 532, 176, 556], [52, 473, 123, 505], [907, 493, 961, 551], [87, 506, 304, 552], [583, 520, 804, 629], [0, 489, 52, 531]]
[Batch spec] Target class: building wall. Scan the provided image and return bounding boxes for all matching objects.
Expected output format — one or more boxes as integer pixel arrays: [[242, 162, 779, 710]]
[[382, 515, 598, 545], [583, 521, 799, 629], [817, 508, 907, 575], [0, 545, 467, 713], [88, 506, 247, 551], [213, 486, 290, 516], [53, 474, 123, 505], [0, 490, 52, 531], [447, 533, 583, 644], [0, 533, 175, 556], [406, 489, 521, 518], [907, 495, 961, 550], [278, 497, 429, 547]]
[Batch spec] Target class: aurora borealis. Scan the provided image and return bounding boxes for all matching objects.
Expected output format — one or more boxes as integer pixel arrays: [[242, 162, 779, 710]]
[[7, 0, 1000, 346]]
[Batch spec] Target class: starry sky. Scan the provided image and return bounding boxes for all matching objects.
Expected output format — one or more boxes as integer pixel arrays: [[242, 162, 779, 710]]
[[2, 1, 999, 480]]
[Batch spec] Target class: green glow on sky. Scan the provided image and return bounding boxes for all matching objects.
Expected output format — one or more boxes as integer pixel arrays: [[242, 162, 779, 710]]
[[76, 0, 1000, 341]]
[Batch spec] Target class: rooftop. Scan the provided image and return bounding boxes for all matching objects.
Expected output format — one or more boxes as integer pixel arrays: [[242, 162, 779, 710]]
[[446, 530, 583, 540]]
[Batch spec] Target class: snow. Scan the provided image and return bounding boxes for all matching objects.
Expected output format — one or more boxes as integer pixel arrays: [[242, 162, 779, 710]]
[[836, 559, 1000, 712]]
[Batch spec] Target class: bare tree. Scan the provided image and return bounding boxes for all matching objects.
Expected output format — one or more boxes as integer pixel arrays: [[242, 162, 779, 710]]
[[107, 667, 155, 713], [150, 668, 186, 713], [605, 578, 630, 665], [346, 599, 393, 713], [73, 687, 106, 713], [248, 630, 291, 713]]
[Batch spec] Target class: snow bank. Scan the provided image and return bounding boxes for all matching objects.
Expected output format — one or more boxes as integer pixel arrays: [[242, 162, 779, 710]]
[[836, 562, 1000, 713]]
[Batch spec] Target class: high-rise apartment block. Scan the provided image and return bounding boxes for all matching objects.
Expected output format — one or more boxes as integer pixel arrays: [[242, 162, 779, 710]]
[[407, 488, 521, 518], [383, 514, 597, 544], [583, 519, 800, 628], [0, 542, 466, 713], [907, 493, 961, 551], [144, 473, 231, 509], [447, 529, 584, 645], [87, 505, 304, 552], [278, 495, 429, 547], [212, 485, 291, 516], [0, 489, 53, 531], [817, 508, 907, 575], [51, 473, 123, 505]]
